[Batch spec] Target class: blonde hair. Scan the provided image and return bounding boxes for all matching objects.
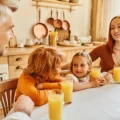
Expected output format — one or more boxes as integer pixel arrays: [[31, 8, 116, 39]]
[[70, 51, 92, 72], [0, 0, 18, 24], [24, 47, 65, 82]]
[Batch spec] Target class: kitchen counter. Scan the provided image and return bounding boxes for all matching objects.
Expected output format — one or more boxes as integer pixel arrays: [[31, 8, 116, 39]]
[[0, 45, 99, 78], [4, 45, 97, 56]]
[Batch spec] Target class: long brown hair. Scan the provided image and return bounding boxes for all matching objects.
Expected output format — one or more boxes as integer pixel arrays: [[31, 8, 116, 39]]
[[107, 16, 120, 53], [24, 47, 65, 82]]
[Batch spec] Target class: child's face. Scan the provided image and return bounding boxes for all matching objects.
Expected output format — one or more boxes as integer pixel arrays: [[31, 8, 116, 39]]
[[72, 56, 90, 78]]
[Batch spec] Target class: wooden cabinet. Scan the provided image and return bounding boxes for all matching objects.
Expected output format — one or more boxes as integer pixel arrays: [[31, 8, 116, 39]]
[[0, 57, 9, 80], [8, 55, 29, 78], [62, 47, 100, 66], [9, 65, 27, 78], [0, 46, 100, 78], [0, 57, 8, 64], [8, 55, 29, 66]]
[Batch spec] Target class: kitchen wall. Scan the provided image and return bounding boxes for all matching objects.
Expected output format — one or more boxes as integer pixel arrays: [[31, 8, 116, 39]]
[[13, 0, 91, 44]]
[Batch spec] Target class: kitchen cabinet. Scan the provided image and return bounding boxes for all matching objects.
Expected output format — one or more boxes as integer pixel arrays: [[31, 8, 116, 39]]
[[0, 45, 100, 78], [62, 47, 100, 66], [0, 57, 9, 80], [0, 57, 8, 64], [8, 55, 29, 78]]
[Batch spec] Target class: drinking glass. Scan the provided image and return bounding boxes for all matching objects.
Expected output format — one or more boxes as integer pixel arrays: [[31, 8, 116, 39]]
[[48, 89, 64, 120], [61, 79, 73, 104], [90, 66, 101, 79], [49, 32, 58, 47], [113, 65, 120, 83]]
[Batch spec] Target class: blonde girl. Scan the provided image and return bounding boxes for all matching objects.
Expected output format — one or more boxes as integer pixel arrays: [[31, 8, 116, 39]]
[[16, 47, 65, 106], [66, 51, 111, 91]]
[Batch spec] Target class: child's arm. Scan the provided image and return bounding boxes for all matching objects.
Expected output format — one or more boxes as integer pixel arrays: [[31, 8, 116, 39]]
[[36, 82, 61, 90], [36, 75, 64, 90], [73, 79, 106, 91]]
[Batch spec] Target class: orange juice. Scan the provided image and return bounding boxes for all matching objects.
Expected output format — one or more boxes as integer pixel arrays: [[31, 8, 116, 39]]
[[49, 32, 58, 46], [90, 66, 101, 79], [113, 66, 120, 82], [48, 92, 63, 120], [61, 81, 73, 104]]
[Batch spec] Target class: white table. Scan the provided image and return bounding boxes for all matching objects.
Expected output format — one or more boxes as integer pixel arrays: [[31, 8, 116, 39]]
[[30, 84, 120, 120]]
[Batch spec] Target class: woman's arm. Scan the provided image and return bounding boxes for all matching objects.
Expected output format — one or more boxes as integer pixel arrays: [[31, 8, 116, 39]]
[[61, 62, 70, 70], [89, 45, 102, 62]]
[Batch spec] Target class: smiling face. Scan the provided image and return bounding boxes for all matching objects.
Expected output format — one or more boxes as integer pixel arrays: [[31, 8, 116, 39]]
[[110, 17, 120, 41], [72, 56, 90, 78]]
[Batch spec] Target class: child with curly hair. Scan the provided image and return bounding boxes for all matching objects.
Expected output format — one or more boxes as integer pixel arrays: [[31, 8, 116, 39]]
[[16, 47, 65, 106]]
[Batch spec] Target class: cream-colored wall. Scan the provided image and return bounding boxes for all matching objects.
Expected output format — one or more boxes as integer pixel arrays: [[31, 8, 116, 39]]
[[13, 0, 91, 44]]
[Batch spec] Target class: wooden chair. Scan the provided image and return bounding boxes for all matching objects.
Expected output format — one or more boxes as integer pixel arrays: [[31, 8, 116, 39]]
[[0, 78, 18, 117]]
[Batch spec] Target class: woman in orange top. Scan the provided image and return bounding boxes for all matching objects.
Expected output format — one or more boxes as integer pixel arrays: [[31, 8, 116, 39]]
[[16, 47, 65, 106]]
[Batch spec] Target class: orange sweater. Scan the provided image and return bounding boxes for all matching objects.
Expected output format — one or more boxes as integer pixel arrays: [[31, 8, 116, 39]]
[[16, 73, 61, 106]]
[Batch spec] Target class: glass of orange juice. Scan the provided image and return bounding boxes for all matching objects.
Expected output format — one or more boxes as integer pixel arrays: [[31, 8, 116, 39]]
[[90, 66, 101, 79], [48, 89, 64, 120], [61, 80, 73, 104], [49, 31, 58, 47], [113, 65, 120, 83]]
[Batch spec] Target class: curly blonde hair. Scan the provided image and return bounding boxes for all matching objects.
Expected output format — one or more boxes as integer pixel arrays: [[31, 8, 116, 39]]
[[24, 47, 65, 82]]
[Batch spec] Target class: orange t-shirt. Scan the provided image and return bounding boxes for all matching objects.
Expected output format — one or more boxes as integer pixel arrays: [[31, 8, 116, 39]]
[[16, 73, 61, 106]]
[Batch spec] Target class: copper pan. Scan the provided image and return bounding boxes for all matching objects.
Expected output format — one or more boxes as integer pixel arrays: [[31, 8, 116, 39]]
[[47, 9, 54, 25], [53, 10, 62, 29], [62, 11, 70, 31], [33, 8, 48, 39]]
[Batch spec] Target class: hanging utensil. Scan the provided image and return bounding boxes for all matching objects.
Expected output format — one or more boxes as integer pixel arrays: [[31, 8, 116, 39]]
[[33, 7, 48, 41], [47, 9, 54, 25], [62, 11, 70, 31], [53, 10, 62, 29]]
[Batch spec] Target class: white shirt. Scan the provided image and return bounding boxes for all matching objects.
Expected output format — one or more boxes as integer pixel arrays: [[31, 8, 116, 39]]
[[3, 112, 32, 120], [66, 74, 90, 83]]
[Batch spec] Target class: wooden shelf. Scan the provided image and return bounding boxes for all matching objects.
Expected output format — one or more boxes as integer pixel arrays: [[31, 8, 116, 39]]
[[33, 0, 83, 6], [32, 0, 83, 11]]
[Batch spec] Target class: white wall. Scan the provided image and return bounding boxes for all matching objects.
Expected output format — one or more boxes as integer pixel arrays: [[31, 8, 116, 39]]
[[13, 0, 91, 44]]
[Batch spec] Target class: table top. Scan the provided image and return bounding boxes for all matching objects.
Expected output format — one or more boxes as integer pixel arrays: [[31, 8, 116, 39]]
[[30, 84, 120, 120]]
